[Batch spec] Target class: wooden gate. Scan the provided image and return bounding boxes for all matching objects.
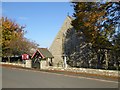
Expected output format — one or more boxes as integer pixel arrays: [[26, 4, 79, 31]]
[[32, 58, 41, 69]]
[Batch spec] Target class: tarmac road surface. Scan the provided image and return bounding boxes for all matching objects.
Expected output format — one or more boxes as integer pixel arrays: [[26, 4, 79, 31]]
[[2, 67, 119, 88]]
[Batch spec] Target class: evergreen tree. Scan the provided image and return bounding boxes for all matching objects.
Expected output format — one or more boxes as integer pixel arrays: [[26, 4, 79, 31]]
[[71, 2, 120, 69]]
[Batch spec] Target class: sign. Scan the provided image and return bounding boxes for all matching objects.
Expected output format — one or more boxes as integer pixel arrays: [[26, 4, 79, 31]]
[[22, 54, 29, 60]]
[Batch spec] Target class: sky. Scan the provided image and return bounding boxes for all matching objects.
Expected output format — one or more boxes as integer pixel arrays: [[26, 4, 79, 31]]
[[2, 2, 74, 48]]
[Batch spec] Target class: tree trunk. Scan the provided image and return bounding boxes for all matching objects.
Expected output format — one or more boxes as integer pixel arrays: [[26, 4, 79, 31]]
[[105, 49, 109, 70], [8, 56, 10, 63], [96, 49, 101, 69]]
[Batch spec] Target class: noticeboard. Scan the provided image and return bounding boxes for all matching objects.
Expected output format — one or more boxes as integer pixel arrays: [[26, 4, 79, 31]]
[[22, 54, 29, 60]]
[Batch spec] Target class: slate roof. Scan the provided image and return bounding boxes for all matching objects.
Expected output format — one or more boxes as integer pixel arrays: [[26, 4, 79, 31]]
[[68, 15, 74, 20], [38, 48, 54, 58], [32, 48, 54, 59]]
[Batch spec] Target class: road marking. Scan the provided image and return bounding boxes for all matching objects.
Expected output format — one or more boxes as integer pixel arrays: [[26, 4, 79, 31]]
[[3, 67, 119, 84]]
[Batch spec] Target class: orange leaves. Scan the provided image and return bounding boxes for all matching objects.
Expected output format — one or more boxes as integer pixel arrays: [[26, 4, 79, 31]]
[[1, 17, 38, 56], [84, 22, 90, 27], [1, 17, 25, 55]]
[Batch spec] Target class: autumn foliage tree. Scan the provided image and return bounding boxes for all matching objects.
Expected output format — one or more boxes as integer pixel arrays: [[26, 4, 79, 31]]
[[1, 17, 38, 56]]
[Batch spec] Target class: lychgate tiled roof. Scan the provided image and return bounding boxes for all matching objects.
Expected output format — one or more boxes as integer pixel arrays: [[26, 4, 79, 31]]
[[38, 48, 54, 58], [32, 48, 54, 59]]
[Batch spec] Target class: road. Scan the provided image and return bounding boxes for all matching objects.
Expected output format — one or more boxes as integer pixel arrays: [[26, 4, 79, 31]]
[[2, 67, 119, 88]]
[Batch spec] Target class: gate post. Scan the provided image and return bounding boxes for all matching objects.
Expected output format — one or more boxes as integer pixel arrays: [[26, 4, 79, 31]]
[[25, 60, 32, 68]]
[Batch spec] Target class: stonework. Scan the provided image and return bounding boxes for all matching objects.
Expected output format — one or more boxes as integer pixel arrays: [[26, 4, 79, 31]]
[[40, 60, 47, 69], [25, 60, 31, 68], [49, 16, 73, 67], [43, 67, 119, 78], [49, 16, 94, 67]]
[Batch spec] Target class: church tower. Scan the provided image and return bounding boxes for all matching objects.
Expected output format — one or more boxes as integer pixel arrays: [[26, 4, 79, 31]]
[[49, 16, 73, 66]]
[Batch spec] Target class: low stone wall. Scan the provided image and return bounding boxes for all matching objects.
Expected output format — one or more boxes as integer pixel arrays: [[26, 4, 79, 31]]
[[1, 60, 32, 68], [44, 66, 119, 77], [0, 62, 24, 67], [1, 62, 119, 78]]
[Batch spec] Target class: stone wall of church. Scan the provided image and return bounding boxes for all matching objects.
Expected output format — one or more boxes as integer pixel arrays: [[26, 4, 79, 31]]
[[49, 16, 73, 67], [63, 28, 96, 68], [50, 16, 97, 68]]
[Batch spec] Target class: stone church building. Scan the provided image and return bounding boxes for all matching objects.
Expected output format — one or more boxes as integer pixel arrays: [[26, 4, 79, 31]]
[[49, 15, 119, 70], [49, 16, 96, 68], [49, 16, 73, 67]]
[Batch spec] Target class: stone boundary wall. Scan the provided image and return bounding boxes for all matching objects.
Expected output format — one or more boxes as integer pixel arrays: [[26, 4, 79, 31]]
[[0, 62, 24, 67], [44, 67, 119, 77], [1, 60, 31, 68], [1, 62, 119, 77]]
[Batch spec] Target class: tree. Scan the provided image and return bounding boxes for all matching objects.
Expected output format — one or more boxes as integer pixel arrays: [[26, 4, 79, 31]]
[[102, 2, 120, 69], [72, 2, 109, 68], [111, 32, 120, 69], [71, 2, 120, 69], [1, 17, 38, 56], [9, 36, 38, 56], [72, 2, 113, 48], [1, 17, 24, 56], [104, 2, 120, 25]]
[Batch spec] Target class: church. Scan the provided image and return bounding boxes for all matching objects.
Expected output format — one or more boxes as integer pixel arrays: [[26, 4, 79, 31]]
[[49, 16, 73, 67], [49, 16, 94, 68]]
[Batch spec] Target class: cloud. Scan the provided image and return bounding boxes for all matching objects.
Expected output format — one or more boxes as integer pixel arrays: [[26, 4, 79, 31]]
[[18, 17, 28, 20]]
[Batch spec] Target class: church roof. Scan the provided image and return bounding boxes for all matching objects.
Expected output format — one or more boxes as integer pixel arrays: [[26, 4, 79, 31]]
[[38, 48, 54, 58], [67, 15, 74, 20], [32, 48, 54, 59]]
